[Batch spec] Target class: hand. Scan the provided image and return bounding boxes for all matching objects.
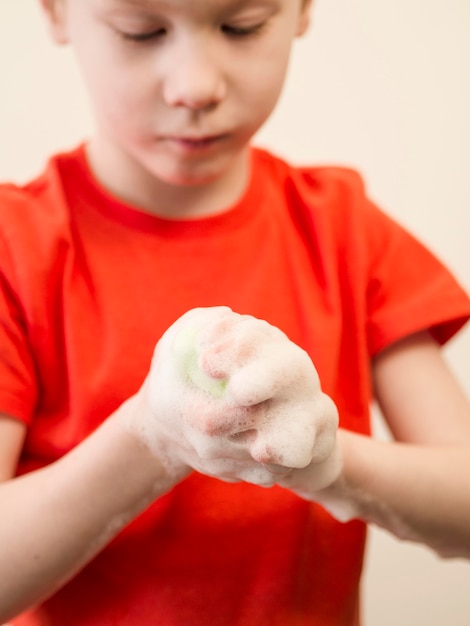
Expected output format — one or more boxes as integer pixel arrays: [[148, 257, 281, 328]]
[[138, 307, 341, 488]]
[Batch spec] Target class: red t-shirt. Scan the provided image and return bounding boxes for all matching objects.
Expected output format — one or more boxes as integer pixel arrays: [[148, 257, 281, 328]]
[[1, 145, 469, 625]]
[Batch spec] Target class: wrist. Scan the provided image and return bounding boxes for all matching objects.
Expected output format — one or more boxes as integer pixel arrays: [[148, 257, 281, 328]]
[[110, 392, 192, 492], [290, 429, 367, 522], [315, 429, 390, 523]]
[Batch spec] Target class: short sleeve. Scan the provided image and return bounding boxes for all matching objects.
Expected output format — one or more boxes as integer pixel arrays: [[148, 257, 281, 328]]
[[363, 202, 470, 355], [0, 233, 38, 423]]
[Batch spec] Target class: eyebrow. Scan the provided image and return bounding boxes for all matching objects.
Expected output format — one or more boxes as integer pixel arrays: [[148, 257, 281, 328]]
[[108, 0, 274, 9], [109, 0, 160, 6]]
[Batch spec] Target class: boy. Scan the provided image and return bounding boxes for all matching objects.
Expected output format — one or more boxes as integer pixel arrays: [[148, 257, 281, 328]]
[[0, 0, 470, 624]]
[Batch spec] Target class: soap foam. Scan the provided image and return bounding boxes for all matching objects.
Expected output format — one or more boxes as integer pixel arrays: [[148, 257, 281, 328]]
[[140, 306, 338, 486]]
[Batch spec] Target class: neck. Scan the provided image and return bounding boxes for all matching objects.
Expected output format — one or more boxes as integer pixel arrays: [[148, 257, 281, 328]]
[[85, 139, 251, 220]]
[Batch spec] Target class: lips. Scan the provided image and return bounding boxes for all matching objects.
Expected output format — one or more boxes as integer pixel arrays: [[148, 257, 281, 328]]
[[162, 134, 227, 154], [178, 136, 221, 147]]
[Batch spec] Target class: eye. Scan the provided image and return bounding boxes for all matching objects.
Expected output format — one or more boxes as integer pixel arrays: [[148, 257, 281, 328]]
[[221, 22, 265, 38], [119, 28, 166, 43]]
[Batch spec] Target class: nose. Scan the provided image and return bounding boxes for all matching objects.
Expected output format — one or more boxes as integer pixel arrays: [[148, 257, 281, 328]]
[[163, 36, 226, 111]]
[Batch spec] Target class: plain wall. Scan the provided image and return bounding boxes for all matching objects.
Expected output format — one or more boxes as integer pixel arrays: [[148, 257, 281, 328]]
[[1, 1, 469, 624]]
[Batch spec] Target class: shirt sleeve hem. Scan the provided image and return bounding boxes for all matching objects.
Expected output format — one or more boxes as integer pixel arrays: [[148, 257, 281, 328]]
[[368, 306, 470, 357], [0, 393, 34, 426]]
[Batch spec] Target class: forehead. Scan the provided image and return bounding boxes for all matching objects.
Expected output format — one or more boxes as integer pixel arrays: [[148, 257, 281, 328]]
[[88, 0, 291, 24], [97, 0, 279, 8], [84, 0, 304, 28]]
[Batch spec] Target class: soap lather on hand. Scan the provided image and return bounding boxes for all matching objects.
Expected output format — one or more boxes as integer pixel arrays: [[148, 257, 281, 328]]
[[143, 306, 341, 490]]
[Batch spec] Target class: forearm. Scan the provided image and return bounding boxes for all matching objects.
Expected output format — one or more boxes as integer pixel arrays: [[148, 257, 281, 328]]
[[317, 429, 470, 559], [0, 397, 183, 621]]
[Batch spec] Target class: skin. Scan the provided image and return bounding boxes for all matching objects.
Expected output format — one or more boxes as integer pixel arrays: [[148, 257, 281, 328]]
[[43, 0, 311, 218], [1, 0, 470, 621], [140, 307, 341, 487]]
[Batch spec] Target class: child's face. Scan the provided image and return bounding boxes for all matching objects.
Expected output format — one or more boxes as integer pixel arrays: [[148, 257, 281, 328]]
[[42, 0, 310, 191]]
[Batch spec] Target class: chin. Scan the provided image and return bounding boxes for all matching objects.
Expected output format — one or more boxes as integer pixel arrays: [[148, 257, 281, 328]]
[[156, 168, 224, 188], [147, 149, 240, 189]]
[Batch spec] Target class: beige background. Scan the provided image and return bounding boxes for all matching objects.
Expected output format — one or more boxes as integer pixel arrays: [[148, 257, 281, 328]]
[[1, 1, 469, 623]]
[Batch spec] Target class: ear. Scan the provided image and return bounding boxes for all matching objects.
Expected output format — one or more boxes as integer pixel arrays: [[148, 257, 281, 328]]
[[296, 0, 313, 37], [38, 0, 69, 45]]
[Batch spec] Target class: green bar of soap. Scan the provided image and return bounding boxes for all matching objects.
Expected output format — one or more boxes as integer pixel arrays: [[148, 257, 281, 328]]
[[173, 327, 227, 398]]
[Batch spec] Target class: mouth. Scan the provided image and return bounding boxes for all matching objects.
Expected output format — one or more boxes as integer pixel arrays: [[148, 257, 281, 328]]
[[163, 134, 227, 154]]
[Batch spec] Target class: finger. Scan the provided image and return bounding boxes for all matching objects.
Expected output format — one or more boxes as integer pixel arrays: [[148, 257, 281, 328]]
[[226, 344, 319, 407]]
